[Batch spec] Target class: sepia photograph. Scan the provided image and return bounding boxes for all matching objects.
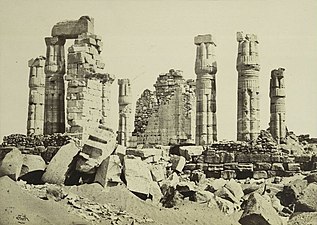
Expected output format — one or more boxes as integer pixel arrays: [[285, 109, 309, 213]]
[[0, 0, 316, 224]]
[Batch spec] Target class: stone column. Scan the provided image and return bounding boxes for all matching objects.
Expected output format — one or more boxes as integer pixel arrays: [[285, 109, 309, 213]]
[[118, 79, 133, 146], [194, 34, 217, 145], [236, 32, 260, 141], [44, 37, 66, 135], [27, 56, 46, 136], [269, 68, 286, 144]]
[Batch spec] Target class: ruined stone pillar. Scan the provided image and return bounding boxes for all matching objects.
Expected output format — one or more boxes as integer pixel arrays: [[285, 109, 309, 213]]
[[269, 68, 286, 144], [27, 56, 46, 136], [194, 34, 217, 145], [44, 37, 66, 135], [117, 79, 133, 146], [236, 32, 260, 141], [101, 74, 116, 127]]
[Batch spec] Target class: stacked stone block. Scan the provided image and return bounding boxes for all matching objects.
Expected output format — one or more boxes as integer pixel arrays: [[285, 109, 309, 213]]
[[269, 68, 287, 144], [194, 34, 218, 145], [179, 142, 316, 180], [64, 27, 114, 139], [236, 32, 260, 142], [27, 56, 46, 136]]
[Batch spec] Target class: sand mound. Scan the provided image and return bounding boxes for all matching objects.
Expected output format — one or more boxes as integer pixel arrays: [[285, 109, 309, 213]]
[[68, 183, 239, 225], [0, 176, 89, 225]]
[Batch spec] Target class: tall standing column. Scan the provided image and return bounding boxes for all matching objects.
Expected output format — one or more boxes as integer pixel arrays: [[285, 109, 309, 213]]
[[44, 37, 66, 134], [236, 32, 260, 141], [269, 68, 286, 144], [194, 34, 217, 145], [27, 56, 46, 136], [118, 79, 133, 146]]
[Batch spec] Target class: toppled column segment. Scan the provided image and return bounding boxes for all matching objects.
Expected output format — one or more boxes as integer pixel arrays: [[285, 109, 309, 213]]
[[269, 68, 287, 144], [194, 34, 218, 145], [27, 56, 46, 136], [236, 32, 261, 142]]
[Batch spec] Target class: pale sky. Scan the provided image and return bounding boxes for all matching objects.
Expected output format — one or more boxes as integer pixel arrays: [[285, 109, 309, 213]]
[[0, 0, 316, 141]]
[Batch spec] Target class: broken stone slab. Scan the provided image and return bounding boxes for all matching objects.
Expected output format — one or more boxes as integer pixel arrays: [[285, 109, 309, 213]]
[[42, 141, 80, 184], [214, 186, 240, 204], [205, 178, 227, 193], [123, 156, 152, 196], [150, 163, 166, 182], [149, 181, 163, 204], [214, 196, 237, 215], [225, 179, 244, 201], [239, 192, 283, 225], [176, 181, 197, 198], [272, 163, 285, 171], [170, 155, 186, 172], [20, 154, 46, 177], [0, 147, 23, 180], [179, 146, 203, 161], [75, 153, 100, 174], [190, 170, 206, 184], [114, 144, 126, 156], [82, 127, 116, 161], [94, 155, 122, 187], [286, 163, 301, 171], [194, 190, 214, 204], [295, 183, 317, 212]]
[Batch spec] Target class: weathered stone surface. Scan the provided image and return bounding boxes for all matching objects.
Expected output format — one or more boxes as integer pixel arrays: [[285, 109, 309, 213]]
[[42, 141, 80, 184], [20, 154, 46, 177], [170, 155, 186, 172], [114, 144, 126, 156], [239, 192, 283, 225], [272, 163, 284, 171], [214, 186, 239, 204], [52, 16, 94, 38], [123, 156, 152, 195], [195, 34, 218, 144], [287, 163, 301, 171], [194, 190, 214, 204], [190, 170, 206, 184], [269, 68, 286, 144], [296, 183, 317, 212], [82, 127, 116, 161], [94, 155, 122, 187], [150, 163, 166, 182], [179, 146, 203, 161], [221, 170, 237, 179], [225, 179, 244, 201], [214, 196, 237, 215], [118, 79, 133, 147], [255, 162, 271, 170], [0, 148, 23, 180], [253, 170, 268, 179], [149, 181, 163, 204], [236, 32, 260, 141]]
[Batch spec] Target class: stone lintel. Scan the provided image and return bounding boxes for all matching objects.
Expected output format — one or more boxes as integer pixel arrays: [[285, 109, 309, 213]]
[[194, 34, 215, 45], [51, 16, 94, 39], [28, 56, 46, 67], [45, 36, 66, 46], [118, 78, 130, 85]]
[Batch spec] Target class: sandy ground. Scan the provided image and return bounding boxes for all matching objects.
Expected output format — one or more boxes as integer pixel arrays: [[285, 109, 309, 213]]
[[0, 176, 239, 225]]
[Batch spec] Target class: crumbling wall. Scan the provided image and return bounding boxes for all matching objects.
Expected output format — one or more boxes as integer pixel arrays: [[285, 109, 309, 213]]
[[134, 69, 196, 146]]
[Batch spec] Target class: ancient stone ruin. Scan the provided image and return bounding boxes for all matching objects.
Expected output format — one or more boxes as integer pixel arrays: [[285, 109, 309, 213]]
[[133, 69, 196, 146], [1, 16, 317, 225], [270, 68, 287, 144], [236, 32, 260, 142], [194, 34, 218, 145], [117, 79, 133, 146]]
